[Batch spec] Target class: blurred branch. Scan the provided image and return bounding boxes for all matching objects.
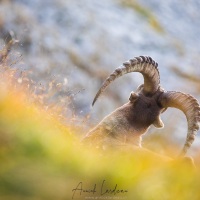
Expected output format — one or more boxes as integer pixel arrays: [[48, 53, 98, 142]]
[[67, 49, 108, 80], [0, 32, 18, 64], [67, 49, 124, 104], [171, 66, 200, 83], [0, 39, 15, 63], [171, 65, 200, 92]]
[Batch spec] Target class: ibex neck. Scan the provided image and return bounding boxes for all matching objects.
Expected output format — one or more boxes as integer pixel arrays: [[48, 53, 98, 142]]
[[117, 134, 143, 147], [101, 126, 149, 148]]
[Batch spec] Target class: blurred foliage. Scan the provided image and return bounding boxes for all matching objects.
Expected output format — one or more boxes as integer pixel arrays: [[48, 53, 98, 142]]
[[1, 46, 200, 200]]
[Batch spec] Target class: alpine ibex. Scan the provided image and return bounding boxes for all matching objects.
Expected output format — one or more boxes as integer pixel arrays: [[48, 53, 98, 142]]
[[83, 56, 200, 156]]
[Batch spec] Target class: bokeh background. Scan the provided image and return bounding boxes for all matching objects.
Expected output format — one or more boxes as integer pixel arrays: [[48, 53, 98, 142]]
[[1, 0, 200, 199]]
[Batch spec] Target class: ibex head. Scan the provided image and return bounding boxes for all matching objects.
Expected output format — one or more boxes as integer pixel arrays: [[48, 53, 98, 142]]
[[84, 56, 200, 156]]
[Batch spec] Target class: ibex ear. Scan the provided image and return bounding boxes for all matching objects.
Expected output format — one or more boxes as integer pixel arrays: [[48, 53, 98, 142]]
[[153, 116, 164, 128], [129, 92, 139, 103]]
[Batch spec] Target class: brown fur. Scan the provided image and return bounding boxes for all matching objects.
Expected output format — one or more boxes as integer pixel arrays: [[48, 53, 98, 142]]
[[83, 86, 165, 149]]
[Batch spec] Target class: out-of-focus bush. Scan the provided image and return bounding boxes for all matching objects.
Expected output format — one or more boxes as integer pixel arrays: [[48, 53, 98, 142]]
[[1, 59, 200, 200]]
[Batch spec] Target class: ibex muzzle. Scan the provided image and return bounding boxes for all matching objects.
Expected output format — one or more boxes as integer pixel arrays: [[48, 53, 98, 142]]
[[83, 56, 200, 156]]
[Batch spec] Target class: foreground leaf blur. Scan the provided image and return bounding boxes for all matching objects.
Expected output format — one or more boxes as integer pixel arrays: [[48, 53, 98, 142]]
[[0, 65, 200, 200]]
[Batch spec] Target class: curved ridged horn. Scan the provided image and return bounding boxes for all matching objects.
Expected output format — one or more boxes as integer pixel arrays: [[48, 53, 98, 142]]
[[92, 56, 160, 106], [159, 91, 200, 156]]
